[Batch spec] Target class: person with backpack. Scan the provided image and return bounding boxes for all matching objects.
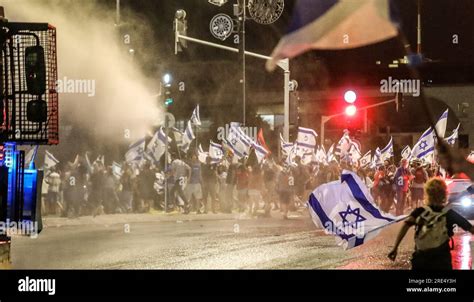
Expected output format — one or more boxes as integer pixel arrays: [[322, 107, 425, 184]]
[[388, 177, 474, 270]]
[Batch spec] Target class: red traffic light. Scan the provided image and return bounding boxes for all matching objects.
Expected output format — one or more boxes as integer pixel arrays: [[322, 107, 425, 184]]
[[345, 105, 357, 116], [344, 90, 357, 103]]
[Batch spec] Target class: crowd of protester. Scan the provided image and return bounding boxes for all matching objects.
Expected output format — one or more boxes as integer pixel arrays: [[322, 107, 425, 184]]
[[41, 150, 450, 220]]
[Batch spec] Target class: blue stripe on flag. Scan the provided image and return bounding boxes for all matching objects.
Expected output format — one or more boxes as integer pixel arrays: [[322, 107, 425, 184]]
[[308, 193, 354, 241], [341, 173, 394, 222], [288, 0, 339, 34], [297, 142, 316, 149], [417, 147, 435, 159]]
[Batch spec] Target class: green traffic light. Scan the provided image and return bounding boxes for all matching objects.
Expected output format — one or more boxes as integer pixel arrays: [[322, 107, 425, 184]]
[[165, 98, 174, 106]]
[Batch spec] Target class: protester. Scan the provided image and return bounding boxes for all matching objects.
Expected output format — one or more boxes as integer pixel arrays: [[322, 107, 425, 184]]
[[201, 156, 218, 214], [388, 177, 474, 270], [45, 166, 62, 216], [394, 159, 412, 216], [185, 154, 203, 213]]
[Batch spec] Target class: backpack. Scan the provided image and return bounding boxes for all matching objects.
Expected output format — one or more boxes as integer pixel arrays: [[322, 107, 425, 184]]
[[414, 206, 449, 251]]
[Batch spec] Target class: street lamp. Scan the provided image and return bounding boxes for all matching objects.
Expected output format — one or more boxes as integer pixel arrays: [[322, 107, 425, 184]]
[[162, 73, 172, 86]]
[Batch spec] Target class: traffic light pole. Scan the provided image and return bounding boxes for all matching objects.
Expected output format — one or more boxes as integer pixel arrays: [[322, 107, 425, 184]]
[[174, 27, 291, 142], [321, 97, 398, 145]]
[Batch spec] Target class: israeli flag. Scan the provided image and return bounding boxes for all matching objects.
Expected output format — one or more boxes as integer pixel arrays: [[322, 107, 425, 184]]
[[380, 136, 394, 162], [411, 127, 435, 160], [125, 138, 146, 163], [190, 105, 201, 126], [308, 170, 403, 250], [180, 120, 196, 152], [209, 141, 224, 163], [400, 145, 411, 160], [315, 146, 328, 165], [44, 150, 59, 170], [253, 142, 269, 164], [112, 162, 123, 179], [267, 0, 399, 71], [198, 144, 208, 164], [348, 142, 362, 164], [327, 143, 336, 163], [372, 147, 382, 167], [445, 123, 460, 146], [435, 109, 449, 138], [280, 133, 293, 157], [359, 151, 371, 168], [335, 132, 352, 158], [296, 127, 318, 149], [227, 124, 251, 159]]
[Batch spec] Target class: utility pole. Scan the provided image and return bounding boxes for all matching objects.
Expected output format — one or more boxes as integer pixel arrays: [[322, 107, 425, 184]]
[[237, 0, 246, 126], [116, 0, 121, 25]]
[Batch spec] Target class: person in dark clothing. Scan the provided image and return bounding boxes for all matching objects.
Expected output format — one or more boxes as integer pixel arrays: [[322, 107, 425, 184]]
[[224, 161, 237, 213], [388, 177, 474, 270], [120, 166, 134, 213], [201, 157, 218, 213], [137, 163, 155, 213], [394, 159, 412, 215], [90, 163, 106, 217]]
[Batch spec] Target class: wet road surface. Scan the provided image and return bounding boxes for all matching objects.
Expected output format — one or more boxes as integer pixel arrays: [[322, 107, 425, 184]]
[[9, 210, 473, 269]]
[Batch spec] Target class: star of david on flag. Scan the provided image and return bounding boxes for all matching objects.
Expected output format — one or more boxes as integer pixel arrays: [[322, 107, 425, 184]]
[[308, 170, 405, 249]]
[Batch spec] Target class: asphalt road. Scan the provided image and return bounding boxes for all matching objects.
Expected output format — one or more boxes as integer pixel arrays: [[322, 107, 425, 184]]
[[8, 210, 473, 269]]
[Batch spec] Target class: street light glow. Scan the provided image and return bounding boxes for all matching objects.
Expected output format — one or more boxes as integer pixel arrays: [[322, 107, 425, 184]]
[[162, 73, 172, 85]]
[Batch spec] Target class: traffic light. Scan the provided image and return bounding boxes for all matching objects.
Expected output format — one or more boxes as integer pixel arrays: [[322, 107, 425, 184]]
[[344, 90, 357, 117], [162, 74, 173, 107], [174, 10, 187, 54]]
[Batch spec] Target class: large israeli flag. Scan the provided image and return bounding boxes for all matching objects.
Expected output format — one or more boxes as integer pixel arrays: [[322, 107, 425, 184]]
[[411, 127, 435, 160], [445, 123, 460, 146], [380, 136, 394, 162], [125, 138, 146, 163], [267, 0, 399, 71], [308, 170, 404, 249], [435, 109, 449, 138]]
